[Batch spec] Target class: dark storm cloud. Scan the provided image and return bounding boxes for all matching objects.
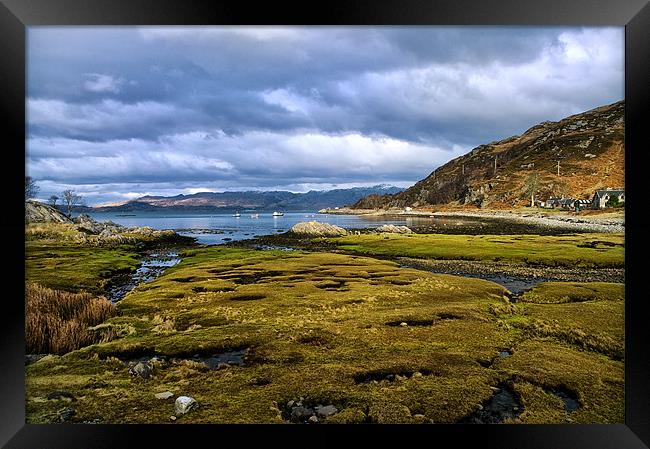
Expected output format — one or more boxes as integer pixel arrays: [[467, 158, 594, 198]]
[[27, 26, 624, 204]]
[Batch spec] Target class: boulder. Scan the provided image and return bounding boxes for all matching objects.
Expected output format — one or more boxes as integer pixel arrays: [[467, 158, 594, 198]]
[[129, 361, 153, 379], [315, 405, 338, 418], [290, 221, 347, 237], [290, 406, 314, 422], [174, 396, 199, 415], [25, 200, 72, 223], [376, 225, 413, 234]]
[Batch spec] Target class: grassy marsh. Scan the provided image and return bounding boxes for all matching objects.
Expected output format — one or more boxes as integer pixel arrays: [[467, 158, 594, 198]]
[[25, 241, 624, 424], [320, 233, 624, 268]]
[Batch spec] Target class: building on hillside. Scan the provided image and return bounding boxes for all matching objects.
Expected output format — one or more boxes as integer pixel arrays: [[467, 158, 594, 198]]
[[592, 188, 625, 209], [574, 199, 591, 211], [544, 197, 563, 209], [558, 198, 576, 209]]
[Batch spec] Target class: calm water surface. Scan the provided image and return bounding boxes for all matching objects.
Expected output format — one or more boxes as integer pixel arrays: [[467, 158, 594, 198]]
[[87, 211, 434, 245]]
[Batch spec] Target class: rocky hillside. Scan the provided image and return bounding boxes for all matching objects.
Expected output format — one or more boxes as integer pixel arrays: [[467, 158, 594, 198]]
[[26, 200, 73, 223], [353, 101, 624, 210]]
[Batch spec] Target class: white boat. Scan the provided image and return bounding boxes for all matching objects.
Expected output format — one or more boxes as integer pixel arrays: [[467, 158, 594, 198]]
[[272, 211, 284, 216], [250, 213, 260, 218], [233, 212, 241, 217]]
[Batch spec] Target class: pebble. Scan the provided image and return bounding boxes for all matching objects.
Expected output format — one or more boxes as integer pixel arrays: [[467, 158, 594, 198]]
[[170, 415, 177, 421], [308, 416, 319, 424]]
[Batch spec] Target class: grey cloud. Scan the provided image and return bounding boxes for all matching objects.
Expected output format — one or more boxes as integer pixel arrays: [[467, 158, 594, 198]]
[[27, 26, 624, 204]]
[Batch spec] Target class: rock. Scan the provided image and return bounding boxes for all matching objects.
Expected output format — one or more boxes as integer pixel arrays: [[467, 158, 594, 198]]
[[129, 361, 154, 379], [315, 405, 338, 418], [308, 415, 319, 423], [25, 200, 72, 223], [399, 322, 408, 327], [412, 372, 423, 378], [155, 391, 174, 400], [170, 415, 177, 421], [290, 221, 348, 237], [216, 362, 231, 370], [47, 391, 76, 402], [175, 396, 199, 415], [290, 406, 314, 423], [395, 375, 406, 382], [287, 400, 295, 408], [413, 414, 426, 420], [376, 224, 413, 234], [57, 407, 76, 422]]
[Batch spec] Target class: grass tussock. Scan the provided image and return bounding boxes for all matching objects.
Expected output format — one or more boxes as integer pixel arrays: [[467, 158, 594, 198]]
[[26, 283, 118, 354]]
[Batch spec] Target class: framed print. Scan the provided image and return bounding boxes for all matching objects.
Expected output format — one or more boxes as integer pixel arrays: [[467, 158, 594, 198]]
[[1, 0, 649, 447]]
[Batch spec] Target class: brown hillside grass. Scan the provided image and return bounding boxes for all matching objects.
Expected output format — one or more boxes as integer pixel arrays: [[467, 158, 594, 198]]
[[26, 283, 118, 354]]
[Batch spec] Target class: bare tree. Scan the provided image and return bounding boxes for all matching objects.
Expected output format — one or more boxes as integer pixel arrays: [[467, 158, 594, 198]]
[[48, 195, 60, 208], [61, 190, 84, 217], [524, 172, 540, 207], [25, 176, 40, 200]]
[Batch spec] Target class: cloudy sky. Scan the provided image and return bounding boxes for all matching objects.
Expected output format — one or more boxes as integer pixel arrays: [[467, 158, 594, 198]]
[[27, 26, 624, 205]]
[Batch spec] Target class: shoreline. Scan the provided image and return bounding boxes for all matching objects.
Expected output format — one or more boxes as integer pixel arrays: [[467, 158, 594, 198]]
[[319, 208, 625, 234]]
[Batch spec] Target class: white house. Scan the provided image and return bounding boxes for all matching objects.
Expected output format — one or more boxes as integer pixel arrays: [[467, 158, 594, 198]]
[[592, 189, 625, 209]]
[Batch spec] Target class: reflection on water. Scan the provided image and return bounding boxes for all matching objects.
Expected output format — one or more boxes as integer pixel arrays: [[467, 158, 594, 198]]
[[87, 211, 436, 245]]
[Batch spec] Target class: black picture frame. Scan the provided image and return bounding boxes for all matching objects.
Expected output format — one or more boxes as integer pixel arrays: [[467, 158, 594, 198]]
[[2, 0, 649, 447]]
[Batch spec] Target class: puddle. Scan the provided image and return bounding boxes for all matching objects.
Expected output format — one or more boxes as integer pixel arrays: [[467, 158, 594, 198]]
[[254, 245, 296, 251], [544, 386, 580, 411], [499, 350, 512, 358], [386, 319, 434, 327], [230, 294, 266, 301], [354, 369, 433, 384], [460, 383, 523, 423], [106, 251, 181, 302], [400, 263, 548, 295], [187, 348, 249, 369], [117, 348, 249, 371]]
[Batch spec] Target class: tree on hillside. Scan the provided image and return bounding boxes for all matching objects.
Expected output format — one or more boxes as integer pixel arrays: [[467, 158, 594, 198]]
[[48, 195, 59, 208], [524, 172, 540, 207], [25, 176, 40, 200], [61, 190, 84, 217]]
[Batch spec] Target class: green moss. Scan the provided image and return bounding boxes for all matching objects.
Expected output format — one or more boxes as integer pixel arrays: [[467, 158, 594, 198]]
[[26, 241, 140, 294], [25, 246, 623, 424], [520, 282, 624, 304], [320, 233, 624, 268]]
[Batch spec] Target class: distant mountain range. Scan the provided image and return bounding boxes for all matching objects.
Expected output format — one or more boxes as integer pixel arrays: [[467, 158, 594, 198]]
[[75, 185, 404, 213], [353, 101, 624, 210]]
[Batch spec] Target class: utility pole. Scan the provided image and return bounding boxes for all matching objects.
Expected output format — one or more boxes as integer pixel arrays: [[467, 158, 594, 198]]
[[557, 160, 560, 176]]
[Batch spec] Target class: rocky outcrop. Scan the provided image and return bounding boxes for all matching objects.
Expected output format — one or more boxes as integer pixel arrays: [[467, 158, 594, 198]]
[[376, 225, 413, 234], [290, 221, 348, 237], [25, 200, 72, 223]]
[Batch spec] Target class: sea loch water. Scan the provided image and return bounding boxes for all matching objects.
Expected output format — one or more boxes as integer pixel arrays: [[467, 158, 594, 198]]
[[86, 211, 433, 245]]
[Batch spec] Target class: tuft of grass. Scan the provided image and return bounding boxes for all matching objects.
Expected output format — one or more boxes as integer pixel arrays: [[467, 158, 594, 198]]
[[26, 283, 117, 354]]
